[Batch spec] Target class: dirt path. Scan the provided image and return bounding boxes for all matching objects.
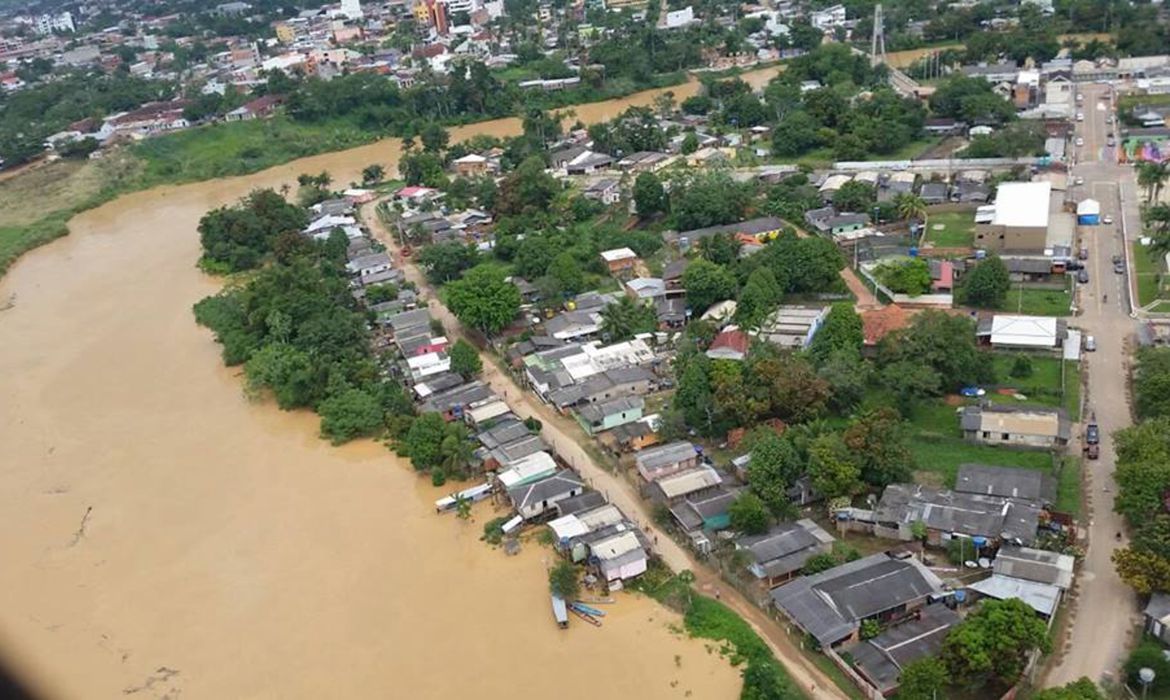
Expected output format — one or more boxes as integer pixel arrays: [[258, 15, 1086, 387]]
[[365, 202, 849, 700]]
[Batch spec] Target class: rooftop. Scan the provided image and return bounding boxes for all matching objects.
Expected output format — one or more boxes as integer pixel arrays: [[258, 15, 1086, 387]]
[[991, 182, 1052, 229], [955, 463, 1056, 503], [635, 441, 697, 472]]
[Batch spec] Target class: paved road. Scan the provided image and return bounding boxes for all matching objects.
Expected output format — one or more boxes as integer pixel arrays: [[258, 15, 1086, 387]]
[[1044, 82, 1142, 688], [364, 204, 850, 700]]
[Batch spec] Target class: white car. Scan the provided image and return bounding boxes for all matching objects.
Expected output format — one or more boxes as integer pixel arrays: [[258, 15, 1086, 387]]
[[1076, 137, 1085, 147], [1074, 176, 1085, 185], [1086, 335, 1097, 352], [1103, 215, 1114, 225], [1076, 112, 1085, 121]]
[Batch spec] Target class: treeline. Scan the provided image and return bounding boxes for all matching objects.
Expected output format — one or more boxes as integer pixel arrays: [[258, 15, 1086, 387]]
[[1112, 347, 1170, 595], [192, 188, 414, 445]]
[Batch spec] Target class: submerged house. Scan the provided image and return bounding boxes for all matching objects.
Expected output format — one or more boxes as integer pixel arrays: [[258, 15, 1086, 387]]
[[507, 472, 586, 520]]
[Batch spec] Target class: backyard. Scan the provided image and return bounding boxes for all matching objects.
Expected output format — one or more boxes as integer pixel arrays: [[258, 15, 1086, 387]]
[[997, 280, 1073, 316], [1132, 240, 1165, 309], [923, 210, 976, 248]]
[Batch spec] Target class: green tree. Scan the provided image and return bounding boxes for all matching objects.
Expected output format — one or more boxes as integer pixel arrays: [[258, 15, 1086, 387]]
[[600, 295, 657, 342], [681, 131, 700, 155], [415, 241, 479, 282], [751, 352, 831, 423], [683, 258, 738, 313], [549, 560, 580, 600], [439, 422, 474, 477], [729, 492, 771, 535], [547, 251, 585, 294], [1137, 161, 1170, 204], [401, 412, 448, 471], [698, 232, 741, 266], [894, 192, 927, 227], [882, 360, 942, 412], [739, 660, 795, 700], [495, 155, 560, 218], [1010, 353, 1034, 378], [842, 407, 914, 488], [318, 387, 385, 444], [832, 181, 877, 213], [1133, 348, 1170, 420], [818, 348, 869, 414], [735, 266, 784, 329], [895, 658, 949, 700], [198, 188, 309, 272], [875, 258, 932, 296], [808, 303, 863, 366], [449, 338, 482, 379], [942, 598, 1051, 687], [361, 164, 385, 185], [243, 343, 316, 409], [801, 552, 839, 575], [770, 110, 821, 157], [446, 265, 522, 335], [961, 255, 1011, 308], [633, 171, 667, 217], [747, 432, 802, 517], [806, 433, 862, 499], [420, 123, 450, 153], [1112, 547, 1170, 594], [1124, 638, 1170, 694], [879, 310, 992, 391]]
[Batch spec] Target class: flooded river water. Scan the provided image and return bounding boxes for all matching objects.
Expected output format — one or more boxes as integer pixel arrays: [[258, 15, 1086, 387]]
[[0, 67, 783, 699]]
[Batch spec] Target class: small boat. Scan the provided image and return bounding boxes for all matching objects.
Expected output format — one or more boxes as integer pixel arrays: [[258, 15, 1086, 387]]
[[434, 483, 492, 513], [568, 606, 602, 627], [501, 514, 524, 534], [551, 595, 569, 629], [570, 602, 607, 618]]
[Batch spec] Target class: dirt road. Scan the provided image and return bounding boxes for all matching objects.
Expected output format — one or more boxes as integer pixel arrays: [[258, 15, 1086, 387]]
[[365, 203, 850, 700]]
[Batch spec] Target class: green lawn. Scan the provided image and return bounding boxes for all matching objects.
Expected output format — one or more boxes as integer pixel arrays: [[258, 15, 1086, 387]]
[[997, 282, 1072, 317], [1055, 457, 1081, 516], [1132, 242, 1164, 307], [923, 210, 975, 248], [987, 355, 1080, 417]]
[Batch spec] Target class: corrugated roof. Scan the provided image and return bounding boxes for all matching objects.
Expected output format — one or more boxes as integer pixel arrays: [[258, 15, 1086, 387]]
[[992, 182, 1051, 228], [969, 574, 1061, 616]]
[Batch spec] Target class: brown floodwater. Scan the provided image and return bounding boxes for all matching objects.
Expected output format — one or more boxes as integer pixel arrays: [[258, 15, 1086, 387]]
[[0, 68, 783, 699]]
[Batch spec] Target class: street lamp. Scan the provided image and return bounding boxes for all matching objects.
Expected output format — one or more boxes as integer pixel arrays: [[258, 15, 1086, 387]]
[[1140, 667, 1156, 700]]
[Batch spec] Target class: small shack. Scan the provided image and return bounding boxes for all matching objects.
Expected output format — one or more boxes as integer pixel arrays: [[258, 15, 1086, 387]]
[[1076, 198, 1100, 225]]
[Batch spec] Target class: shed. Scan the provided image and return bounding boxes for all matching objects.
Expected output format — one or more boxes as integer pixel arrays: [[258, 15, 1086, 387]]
[[1076, 198, 1101, 225]]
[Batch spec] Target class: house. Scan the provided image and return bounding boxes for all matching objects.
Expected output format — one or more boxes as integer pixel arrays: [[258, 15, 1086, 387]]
[[635, 441, 700, 482], [993, 545, 1075, 589], [980, 314, 1062, 349], [955, 463, 1056, 504], [617, 151, 673, 172], [395, 185, 442, 204], [496, 451, 559, 490], [406, 351, 450, 382], [599, 247, 639, 274], [507, 472, 586, 520], [549, 504, 625, 555], [650, 465, 724, 504], [759, 306, 829, 350], [576, 396, 644, 436], [346, 252, 393, 277], [999, 257, 1062, 283], [1143, 593, 1170, 645], [931, 260, 955, 293], [738, 519, 835, 588], [512, 277, 540, 304], [818, 174, 853, 199], [452, 152, 490, 177], [590, 529, 649, 582], [655, 297, 687, 329], [584, 178, 621, 205], [968, 573, 1063, 619], [419, 381, 495, 418], [669, 488, 740, 534], [565, 150, 614, 175], [602, 419, 661, 454], [919, 182, 949, 205], [849, 605, 962, 696], [923, 118, 964, 136], [554, 491, 609, 518], [224, 94, 283, 121], [974, 182, 1052, 253], [962, 62, 1020, 83], [673, 217, 785, 248], [810, 3, 846, 29], [701, 300, 738, 327], [706, 328, 751, 361], [544, 310, 603, 341], [873, 483, 1044, 546], [465, 397, 511, 429], [476, 418, 533, 450], [663, 259, 688, 292], [770, 553, 945, 647], [626, 277, 667, 302]]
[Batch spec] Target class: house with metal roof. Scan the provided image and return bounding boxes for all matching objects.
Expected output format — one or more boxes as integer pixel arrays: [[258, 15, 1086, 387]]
[[496, 451, 558, 490], [960, 404, 1070, 448], [591, 529, 650, 582], [669, 487, 741, 534], [873, 483, 1044, 546], [650, 465, 723, 504], [968, 574, 1063, 619], [759, 306, 829, 350], [955, 463, 1056, 503], [508, 472, 586, 521], [848, 605, 961, 695], [576, 396, 644, 436], [992, 545, 1074, 589], [770, 553, 945, 647], [635, 441, 700, 482], [1143, 593, 1170, 645], [737, 519, 836, 588], [981, 314, 1062, 349]]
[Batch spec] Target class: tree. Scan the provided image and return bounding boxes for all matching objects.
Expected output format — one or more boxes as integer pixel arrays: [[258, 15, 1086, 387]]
[[806, 433, 862, 499], [681, 131, 700, 155], [401, 412, 448, 471], [833, 181, 877, 213], [1112, 546, 1170, 594], [729, 492, 771, 535], [633, 171, 667, 218], [439, 423, 474, 477], [420, 123, 450, 153], [942, 598, 1051, 687], [671, 171, 753, 231], [1010, 353, 1034, 378], [747, 432, 803, 517], [961, 255, 1011, 308], [771, 110, 821, 157], [882, 360, 942, 412], [801, 552, 839, 575], [894, 192, 927, 226], [875, 259, 932, 296], [698, 232, 741, 266], [415, 241, 479, 283], [752, 352, 831, 423], [683, 258, 738, 313], [547, 251, 585, 294], [740, 661, 795, 700], [446, 265, 521, 335], [244, 343, 316, 409], [361, 164, 385, 185], [842, 408, 914, 488], [1134, 348, 1170, 420], [818, 349, 868, 414], [1137, 161, 1170, 204], [548, 561, 580, 600], [895, 658, 949, 700], [879, 311, 992, 392], [318, 387, 385, 444], [449, 339, 482, 379], [736, 267, 783, 330], [601, 295, 657, 342], [807, 303, 862, 366], [198, 188, 309, 272], [495, 155, 560, 218], [1124, 638, 1170, 694]]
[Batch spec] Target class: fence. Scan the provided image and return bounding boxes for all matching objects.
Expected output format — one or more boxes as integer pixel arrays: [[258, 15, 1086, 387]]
[[833, 157, 1044, 171]]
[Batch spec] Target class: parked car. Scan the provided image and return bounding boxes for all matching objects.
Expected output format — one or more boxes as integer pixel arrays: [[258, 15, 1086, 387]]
[[1107, 138, 1115, 147], [1074, 176, 1085, 185], [1115, 260, 1126, 274], [1077, 269, 1089, 284], [1078, 247, 1089, 260], [1103, 215, 1114, 224], [1077, 112, 1085, 121], [1086, 443, 1100, 460], [1085, 335, 1097, 351], [1076, 137, 1085, 147], [1086, 421, 1100, 445]]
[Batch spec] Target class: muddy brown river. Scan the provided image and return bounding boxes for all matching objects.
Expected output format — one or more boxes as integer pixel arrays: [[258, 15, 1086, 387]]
[[0, 68, 782, 699]]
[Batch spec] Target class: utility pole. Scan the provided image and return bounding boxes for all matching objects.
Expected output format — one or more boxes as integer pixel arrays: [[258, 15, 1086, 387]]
[[870, 4, 886, 68]]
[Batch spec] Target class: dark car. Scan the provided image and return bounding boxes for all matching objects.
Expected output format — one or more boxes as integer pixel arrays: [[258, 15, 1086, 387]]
[[1086, 443, 1100, 460], [1086, 422, 1100, 445], [1115, 260, 1126, 274], [1077, 269, 1089, 283]]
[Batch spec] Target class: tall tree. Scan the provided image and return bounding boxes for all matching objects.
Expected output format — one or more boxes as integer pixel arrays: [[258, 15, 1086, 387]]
[[842, 408, 914, 488], [895, 658, 949, 700], [941, 598, 1051, 687], [729, 492, 771, 535], [446, 265, 522, 335], [633, 171, 667, 218], [806, 432, 862, 498], [961, 255, 1011, 308], [683, 258, 738, 313], [449, 339, 482, 379], [600, 295, 658, 342]]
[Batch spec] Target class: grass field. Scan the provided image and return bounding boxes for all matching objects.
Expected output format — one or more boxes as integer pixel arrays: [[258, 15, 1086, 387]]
[[1132, 241, 1164, 308], [997, 281, 1072, 316], [924, 210, 976, 248]]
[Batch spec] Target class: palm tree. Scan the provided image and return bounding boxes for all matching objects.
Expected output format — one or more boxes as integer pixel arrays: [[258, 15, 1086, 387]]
[[1146, 203, 1170, 257], [1138, 161, 1170, 204], [894, 192, 928, 241], [439, 425, 473, 478], [600, 296, 658, 342]]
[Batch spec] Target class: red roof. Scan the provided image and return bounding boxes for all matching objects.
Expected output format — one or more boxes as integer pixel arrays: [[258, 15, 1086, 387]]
[[862, 304, 910, 345], [932, 260, 954, 291], [709, 329, 750, 355]]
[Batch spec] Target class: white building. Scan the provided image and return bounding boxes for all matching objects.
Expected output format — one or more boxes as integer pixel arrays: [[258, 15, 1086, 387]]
[[34, 12, 74, 35], [664, 6, 696, 28], [339, 0, 364, 19], [810, 4, 846, 30]]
